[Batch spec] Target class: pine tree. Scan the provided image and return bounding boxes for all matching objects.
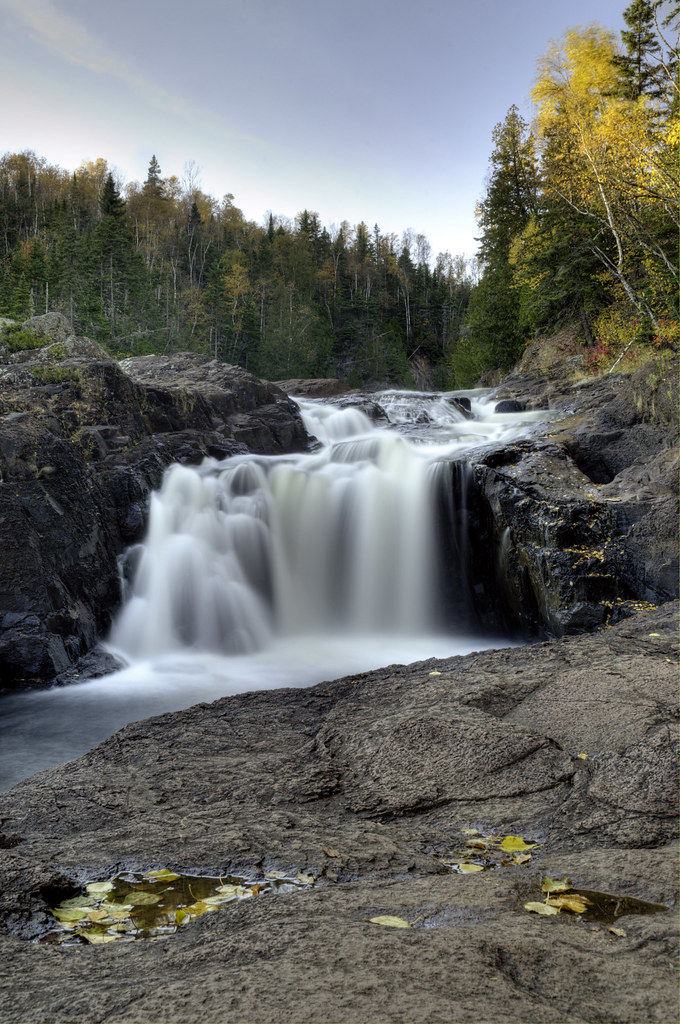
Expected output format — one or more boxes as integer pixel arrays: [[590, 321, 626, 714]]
[[99, 173, 126, 219], [614, 0, 664, 98], [142, 155, 165, 199]]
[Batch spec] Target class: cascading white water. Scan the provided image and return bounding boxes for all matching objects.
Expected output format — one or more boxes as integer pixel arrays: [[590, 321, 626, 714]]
[[111, 404, 441, 658], [0, 388, 558, 792]]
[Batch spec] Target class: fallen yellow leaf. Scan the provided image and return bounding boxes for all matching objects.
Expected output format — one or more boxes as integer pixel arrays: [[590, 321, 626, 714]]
[[322, 846, 341, 858], [86, 881, 114, 895], [87, 909, 110, 922], [541, 876, 572, 894], [84, 931, 118, 944], [609, 926, 626, 937], [368, 915, 411, 928], [500, 836, 537, 852], [461, 828, 479, 836], [297, 871, 315, 885], [577, 753, 587, 760], [545, 894, 592, 914], [429, 670, 442, 676], [458, 863, 485, 873], [513, 853, 532, 865], [525, 902, 559, 916]]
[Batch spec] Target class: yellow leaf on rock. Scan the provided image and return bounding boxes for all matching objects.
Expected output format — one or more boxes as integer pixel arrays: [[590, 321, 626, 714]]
[[368, 915, 411, 928], [525, 902, 559, 915], [541, 876, 572, 894], [545, 894, 592, 914], [458, 863, 485, 873], [146, 869, 180, 881], [577, 753, 588, 760], [297, 871, 315, 885], [609, 926, 626, 937], [429, 671, 442, 676], [513, 854, 532, 865], [265, 870, 287, 879], [461, 828, 479, 836], [322, 846, 341, 858], [648, 633, 661, 637], [500, 836, 537, 852], [216, 884, 243, 896]]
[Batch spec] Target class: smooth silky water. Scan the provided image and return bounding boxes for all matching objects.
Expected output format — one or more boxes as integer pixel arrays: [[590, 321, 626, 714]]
[[0, 390, 556, 791]]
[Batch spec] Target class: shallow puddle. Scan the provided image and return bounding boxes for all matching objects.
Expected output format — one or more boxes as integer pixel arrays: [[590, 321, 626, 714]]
[[433, 830, 539, 873], [43, 868, 313, 944], [557, 888, 669, 925]]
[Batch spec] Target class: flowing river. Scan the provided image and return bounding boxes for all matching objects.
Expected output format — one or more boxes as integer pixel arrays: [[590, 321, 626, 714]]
[[0, 389, 554, 791]]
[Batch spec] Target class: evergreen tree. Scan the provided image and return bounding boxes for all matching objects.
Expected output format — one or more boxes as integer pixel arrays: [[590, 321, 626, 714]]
[[614, 0, 664, 98], [142, 155, 165, 198], [466, 106, 538, 368]]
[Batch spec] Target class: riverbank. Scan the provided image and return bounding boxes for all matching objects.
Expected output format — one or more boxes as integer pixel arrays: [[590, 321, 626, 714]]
[[0, 601, 676, 1022]]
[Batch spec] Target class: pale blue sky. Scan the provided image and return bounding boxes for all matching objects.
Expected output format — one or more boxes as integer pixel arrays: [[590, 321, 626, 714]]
[[0, 0, 629, 259]]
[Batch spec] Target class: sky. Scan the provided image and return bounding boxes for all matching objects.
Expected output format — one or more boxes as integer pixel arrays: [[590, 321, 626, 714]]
[[0, 0, 629, 262]]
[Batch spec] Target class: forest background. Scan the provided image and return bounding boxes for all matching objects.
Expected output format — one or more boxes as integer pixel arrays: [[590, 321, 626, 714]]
[[0, 0, 677, 388]]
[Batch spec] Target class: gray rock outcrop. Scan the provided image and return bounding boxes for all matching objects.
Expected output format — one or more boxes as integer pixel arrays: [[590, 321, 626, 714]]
[[0, 602, 676, 1023]]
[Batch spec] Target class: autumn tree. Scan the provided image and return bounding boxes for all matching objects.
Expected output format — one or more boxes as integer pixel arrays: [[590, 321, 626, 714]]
[[531, 25, 678, 333]]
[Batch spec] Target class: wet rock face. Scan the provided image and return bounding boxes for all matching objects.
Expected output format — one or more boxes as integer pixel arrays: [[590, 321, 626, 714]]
[[0, 324, 310, 688], [454, 355, 679, 637]]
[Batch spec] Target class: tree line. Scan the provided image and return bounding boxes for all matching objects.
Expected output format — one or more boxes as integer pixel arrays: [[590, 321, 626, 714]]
[[0, 151, 473, 387], [0, 0, 677, 386]]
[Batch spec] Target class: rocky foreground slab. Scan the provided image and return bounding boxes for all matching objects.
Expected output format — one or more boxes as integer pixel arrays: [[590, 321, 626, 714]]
[[0, 601, 677, 1023]]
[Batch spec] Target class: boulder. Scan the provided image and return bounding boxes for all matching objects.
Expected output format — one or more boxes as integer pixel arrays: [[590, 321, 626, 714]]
[[22, 312, 73, 343], [273, 377, 353, 397], [494, 398, 525, 413]]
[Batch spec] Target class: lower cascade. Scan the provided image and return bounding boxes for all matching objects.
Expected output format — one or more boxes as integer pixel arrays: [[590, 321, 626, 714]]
[[0, 389, 551, 791]]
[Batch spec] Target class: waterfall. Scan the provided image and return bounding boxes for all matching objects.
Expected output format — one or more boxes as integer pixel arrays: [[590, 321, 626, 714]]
[[111, 402, 444, 659], [0, 387, 559, 793]]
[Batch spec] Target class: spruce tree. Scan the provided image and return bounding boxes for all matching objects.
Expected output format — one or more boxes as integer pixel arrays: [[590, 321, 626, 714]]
[[142, 155, 165, 199], [613, 0, 664, 98]]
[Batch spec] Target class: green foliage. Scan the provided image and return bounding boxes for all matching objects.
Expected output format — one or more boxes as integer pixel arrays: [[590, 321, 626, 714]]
[[0, 150, 477, 387], [1, 324, 48, 352], [30, 365, 79, 384]]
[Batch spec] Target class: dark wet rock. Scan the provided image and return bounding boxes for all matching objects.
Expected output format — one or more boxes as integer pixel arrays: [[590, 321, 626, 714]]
[[273, 377, 354, 397], [327, 392, 389, 422], [449, 394, 472, 413], [494, 398, 525, 413], [0, 603, 676, 1023], [461, 354, 679, 635], [0, 340, 310, 688]]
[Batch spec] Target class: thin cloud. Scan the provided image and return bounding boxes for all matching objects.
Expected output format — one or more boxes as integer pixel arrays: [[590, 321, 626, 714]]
[[0, 0, 263, 147]]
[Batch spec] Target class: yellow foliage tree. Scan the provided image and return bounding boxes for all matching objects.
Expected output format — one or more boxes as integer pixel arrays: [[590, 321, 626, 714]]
[[532, 25, 678, 336]]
